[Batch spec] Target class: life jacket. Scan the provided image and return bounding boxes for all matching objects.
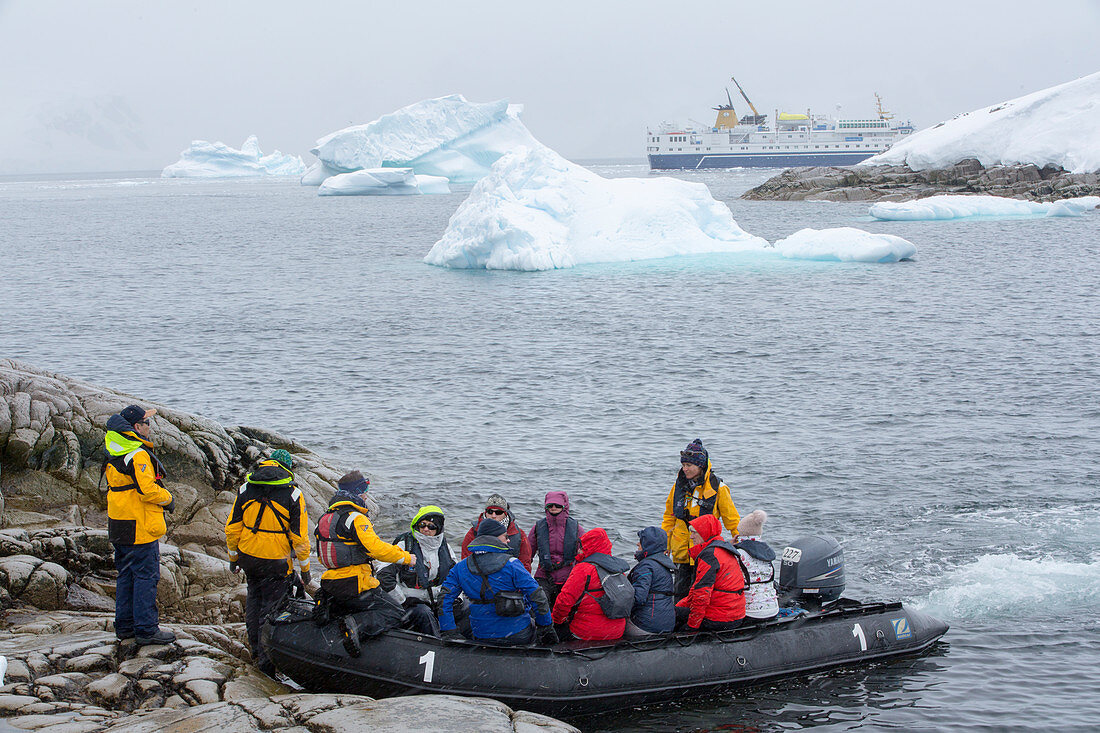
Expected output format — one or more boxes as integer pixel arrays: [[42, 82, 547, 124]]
[[315, 508, 372, 570], [534, 516, 579, 573], [101, 429, 166, 491], [671, 472, 722, 523], [241, 464, 298, 538], [395, 531, 455, 590]]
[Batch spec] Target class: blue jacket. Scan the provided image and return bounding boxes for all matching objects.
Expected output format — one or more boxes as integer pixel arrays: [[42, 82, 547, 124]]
[[439, 535, 552, 639], [628, 526, 676, 633]]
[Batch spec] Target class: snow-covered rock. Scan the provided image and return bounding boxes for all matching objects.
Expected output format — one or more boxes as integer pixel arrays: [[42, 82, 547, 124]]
[[424, 145, 769, 270], [162, 136, 305, 178], [870, 194, 1100, 221], [306, 95, 542, 185], [317, 168, 451, 196], [774, 227, 916, 263], [863, 72, 1100, 173]]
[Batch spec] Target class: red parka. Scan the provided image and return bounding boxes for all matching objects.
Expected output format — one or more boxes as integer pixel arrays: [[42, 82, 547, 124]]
[[551, 528, 628, 641], [676, 514, 746, 628]]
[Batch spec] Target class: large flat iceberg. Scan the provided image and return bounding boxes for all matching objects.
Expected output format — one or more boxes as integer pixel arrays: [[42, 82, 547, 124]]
[[318, 168, 450, 196], [307, 95, 542, 186], [774, 228, 916, 263], [162, 136, 305, 178], [423, 146, 770, 270], [870, 194, 1100, 221], [862, 72, 1100, 173]]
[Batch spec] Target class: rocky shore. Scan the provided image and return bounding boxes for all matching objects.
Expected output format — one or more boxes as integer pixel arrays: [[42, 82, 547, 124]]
[[0, 359, 578, 732], [741, 159, 1100, 202]]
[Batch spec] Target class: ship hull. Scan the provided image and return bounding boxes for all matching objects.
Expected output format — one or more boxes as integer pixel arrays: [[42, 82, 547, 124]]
[[648, 151, 876, 170]]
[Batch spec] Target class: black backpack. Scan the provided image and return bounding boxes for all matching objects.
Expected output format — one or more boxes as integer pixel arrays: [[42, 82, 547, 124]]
[[587, 567, 634, 620]]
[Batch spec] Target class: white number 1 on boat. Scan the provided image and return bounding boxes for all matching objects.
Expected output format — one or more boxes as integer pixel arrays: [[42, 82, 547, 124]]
[[418, 650, 435, 682], [852, 623, 867, 651]]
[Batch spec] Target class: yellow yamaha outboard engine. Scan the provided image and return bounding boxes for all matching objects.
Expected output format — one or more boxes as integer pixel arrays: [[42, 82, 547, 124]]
[[778, 535, 845, 609]]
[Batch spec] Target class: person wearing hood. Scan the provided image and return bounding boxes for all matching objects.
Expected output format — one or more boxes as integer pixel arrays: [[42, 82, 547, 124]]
[[461, 494, 532, 572], [625, 526, 676, 637], [527, 491, 584, 607], [551, 528, 630, 641], [662, 439, 741, 600], [224, 449, 311, 675], [377, 506, 455, 621], [315, 471, 424, 652], [734, 510, 779, 622], [675, 514, 747, 632], [439, 518, 557, 646], [103, 404, 176, 646]]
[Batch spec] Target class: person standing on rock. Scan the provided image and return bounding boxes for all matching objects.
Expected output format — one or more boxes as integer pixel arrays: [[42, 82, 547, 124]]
[[662, 439, 741, 601], [224, 449, 311, 676], [104, 404, 176, 646]]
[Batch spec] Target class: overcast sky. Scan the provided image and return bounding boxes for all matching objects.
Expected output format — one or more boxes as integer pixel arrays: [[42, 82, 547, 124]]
[[2, 0, 1099, 173]]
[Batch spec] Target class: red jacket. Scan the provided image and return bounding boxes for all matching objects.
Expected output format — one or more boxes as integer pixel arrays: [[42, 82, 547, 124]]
[[551, 528, 628, 641], [461, 512, 533, 572], [676, 514, 746, 628]]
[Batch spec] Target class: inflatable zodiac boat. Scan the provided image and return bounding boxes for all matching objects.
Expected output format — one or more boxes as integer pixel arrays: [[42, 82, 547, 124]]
[[263, 536, 948, 716]]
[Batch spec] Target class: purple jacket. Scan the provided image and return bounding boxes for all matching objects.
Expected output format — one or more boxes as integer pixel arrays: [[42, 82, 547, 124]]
[[527, 490, 585, 585]]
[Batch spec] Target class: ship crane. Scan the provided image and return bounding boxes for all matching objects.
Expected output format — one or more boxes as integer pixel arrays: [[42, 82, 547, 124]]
[[732, 76, 768, 126]]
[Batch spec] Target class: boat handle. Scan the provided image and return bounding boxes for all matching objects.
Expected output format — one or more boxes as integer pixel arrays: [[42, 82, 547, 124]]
[[736, 656, 747, 666], [578, 676, 589, 687]]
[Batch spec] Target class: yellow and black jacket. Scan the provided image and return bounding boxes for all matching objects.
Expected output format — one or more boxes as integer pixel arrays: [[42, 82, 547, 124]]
[[104, 415, 173, 546], [661, 461, 740, 564], [225, 460, 311, 578], [316, 497, 413, 597]]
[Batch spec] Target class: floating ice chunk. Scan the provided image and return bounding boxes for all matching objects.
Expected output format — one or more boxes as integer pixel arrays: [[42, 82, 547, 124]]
[[161, 135, 305, 178], [307, 95, 542, 185], [424, 145, 769, 270], [870, 194, 1100, 221], [863, 71, 1100, 173], [773, 227, 916, 263], [317, 168, 451, 196]]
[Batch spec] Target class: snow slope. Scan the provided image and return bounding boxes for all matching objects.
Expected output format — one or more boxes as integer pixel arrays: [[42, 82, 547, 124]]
[[870, 194, 1100, 221], [162, 136, 305, 178], [862, 72, 1100, 173]]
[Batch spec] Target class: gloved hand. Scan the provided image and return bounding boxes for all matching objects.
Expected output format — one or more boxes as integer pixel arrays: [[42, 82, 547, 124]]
[[536, 625, 559, 646], [229, 561, 240, 574], [163, 498, 175, 513], [407, 555, 418, 568], [441, 629, 463, 642], [300, 569, 311, 585]]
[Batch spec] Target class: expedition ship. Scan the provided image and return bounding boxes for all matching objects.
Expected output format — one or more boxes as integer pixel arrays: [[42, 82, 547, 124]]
[[646, 78, 914, 169]]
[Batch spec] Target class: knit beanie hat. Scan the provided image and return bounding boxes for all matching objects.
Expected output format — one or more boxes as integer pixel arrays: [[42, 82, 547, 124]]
[[476, 518, 507, 538], [337, 470, 369, 494], [680, 439, 708, 469], [737, 510, 767, 537], [269, 449, 293, 470], [119, 404, 155, 428], [484, 493, 510, 512]]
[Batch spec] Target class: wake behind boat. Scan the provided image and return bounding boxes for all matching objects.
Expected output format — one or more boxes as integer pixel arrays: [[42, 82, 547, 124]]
[[646, 76, 915, 170]]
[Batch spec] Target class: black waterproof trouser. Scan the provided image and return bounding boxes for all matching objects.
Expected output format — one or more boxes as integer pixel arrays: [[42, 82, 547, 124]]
[[246, 572, 291, 673], [673, 562, 695, 601]]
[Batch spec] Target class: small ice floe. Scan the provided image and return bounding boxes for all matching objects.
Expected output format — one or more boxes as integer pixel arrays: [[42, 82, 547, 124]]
[[773, 227, 916, 263], [870, 194, 1100, 221], [317, 168, 450, 196]]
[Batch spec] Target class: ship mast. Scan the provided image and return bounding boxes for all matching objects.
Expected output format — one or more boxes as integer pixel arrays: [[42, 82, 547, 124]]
[[875, 93, 895, 121]]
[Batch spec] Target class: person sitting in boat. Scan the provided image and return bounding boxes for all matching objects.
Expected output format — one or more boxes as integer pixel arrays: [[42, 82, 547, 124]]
[[662, 439, 741, 601], [314, 471, 435, 653], [461, 493, 533, 572], [734, 510, 779, 623], [675, 514, 746, 632], [527, 491, 584, 607], [439, 517, 557, 646], [551, 528, 631, 641], [376, 505, 456, 619], [624, 526, 676, 637]]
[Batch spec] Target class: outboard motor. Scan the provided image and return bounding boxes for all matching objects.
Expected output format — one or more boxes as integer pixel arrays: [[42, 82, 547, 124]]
[[778, 535, 845, 609]]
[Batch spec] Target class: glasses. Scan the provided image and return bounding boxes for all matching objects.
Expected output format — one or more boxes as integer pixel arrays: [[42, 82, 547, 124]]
[[485, 508, 507, 516], [416, 521, 438, 531], [545, 503, 563, 510]]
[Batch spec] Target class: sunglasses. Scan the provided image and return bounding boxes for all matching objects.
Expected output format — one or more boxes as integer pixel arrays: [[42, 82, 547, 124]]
[[545, 503, 563, 510], [485, 508, 507, 516], [416, 521, 438, 531]]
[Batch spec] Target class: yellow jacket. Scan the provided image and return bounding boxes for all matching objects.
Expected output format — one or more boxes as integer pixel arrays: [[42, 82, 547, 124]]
[[319, 500, 413, 596], [104, 427, 173, 545], [225, 460, 311, 577], [661, 461, 740, 564]]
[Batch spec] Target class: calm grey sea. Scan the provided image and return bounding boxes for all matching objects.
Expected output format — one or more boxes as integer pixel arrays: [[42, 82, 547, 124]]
[[1, 164, 1098, 731]]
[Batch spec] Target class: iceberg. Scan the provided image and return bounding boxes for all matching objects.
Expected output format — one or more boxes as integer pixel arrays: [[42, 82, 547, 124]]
[[317, 168, 450, 196], [306, 95, 542, 185], [870, 194, 1100, 221], [862, 72, 1100, 173], [162, 136, 305, 178], [773, 228, 916, 263], [424, 145, 769, 271]]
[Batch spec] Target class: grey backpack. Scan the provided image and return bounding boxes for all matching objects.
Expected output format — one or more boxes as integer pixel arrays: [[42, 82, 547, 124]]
[[588, 567, 634, 620]]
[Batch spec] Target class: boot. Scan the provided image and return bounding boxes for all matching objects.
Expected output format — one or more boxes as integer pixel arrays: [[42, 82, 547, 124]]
[[338, 615, 361, 658], [135, 629, 176, 646]]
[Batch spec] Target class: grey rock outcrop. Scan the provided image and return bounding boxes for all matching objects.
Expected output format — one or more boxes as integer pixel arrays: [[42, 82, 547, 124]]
[[741, 159, 1100, 202]]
